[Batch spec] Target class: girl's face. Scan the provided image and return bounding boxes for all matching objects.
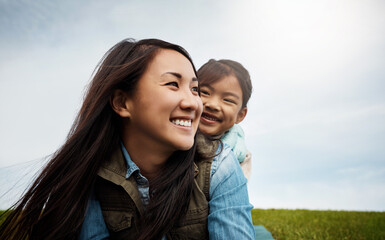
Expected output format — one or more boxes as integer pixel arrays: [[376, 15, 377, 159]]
[[199, 75, 247, 136], [124, 49, 202, 153]]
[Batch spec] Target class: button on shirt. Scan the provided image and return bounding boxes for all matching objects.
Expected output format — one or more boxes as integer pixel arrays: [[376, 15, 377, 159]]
[[79, 143, 255, 239]]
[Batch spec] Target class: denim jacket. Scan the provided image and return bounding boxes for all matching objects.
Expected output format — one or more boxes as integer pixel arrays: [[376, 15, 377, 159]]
[[221, 124, 247, 163], [79, 143, 255, 239]]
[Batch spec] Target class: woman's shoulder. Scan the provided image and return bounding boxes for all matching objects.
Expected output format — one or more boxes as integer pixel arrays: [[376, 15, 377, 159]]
[[195, 132, 246, 183], [195, 132, 219, 158]]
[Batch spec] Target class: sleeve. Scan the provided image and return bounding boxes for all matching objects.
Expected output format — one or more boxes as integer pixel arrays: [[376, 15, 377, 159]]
[[78, 192, 110, 240], [208, 147, 255, 239]]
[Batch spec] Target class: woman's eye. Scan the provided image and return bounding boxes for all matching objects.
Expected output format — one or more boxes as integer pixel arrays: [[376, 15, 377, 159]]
[[166, 82, 179, 87], [192, 86, 199, 93]]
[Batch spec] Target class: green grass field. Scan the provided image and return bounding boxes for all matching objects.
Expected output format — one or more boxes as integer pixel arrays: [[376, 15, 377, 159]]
[[1, 209, 385, 239], [252, 209, 385, 240]]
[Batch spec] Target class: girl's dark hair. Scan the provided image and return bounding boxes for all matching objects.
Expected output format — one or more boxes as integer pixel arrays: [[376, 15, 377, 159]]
[[0, 38, 198, 240], [197, 59, 252, 108]]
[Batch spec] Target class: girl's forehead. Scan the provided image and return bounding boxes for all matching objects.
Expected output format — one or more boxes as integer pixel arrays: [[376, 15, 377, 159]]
[[204, 75, 240, 88], [202, 75, 243, 97]]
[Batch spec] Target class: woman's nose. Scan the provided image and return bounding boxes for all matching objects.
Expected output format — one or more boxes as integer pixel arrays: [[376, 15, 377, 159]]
[[180, 91, 201, 111]]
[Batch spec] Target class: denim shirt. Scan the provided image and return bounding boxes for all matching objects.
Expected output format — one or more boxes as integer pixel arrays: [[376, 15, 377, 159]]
[[79, 143, 255, 239], [221, 124, 248, 163]]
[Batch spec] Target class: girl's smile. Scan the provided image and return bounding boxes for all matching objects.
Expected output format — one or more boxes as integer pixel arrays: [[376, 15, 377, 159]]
[[201, 111, 222, 124], [199, 75, 246, 136]]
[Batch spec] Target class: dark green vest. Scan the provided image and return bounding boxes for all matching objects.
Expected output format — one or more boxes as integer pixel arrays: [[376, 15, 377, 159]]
[[95, 140, 216, 240]]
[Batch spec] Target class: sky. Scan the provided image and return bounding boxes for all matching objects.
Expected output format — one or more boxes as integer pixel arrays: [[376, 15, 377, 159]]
[[0, 0, 384, 211]]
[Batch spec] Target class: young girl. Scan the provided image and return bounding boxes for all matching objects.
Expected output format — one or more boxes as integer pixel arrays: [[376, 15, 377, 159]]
[[0, 39, 255, 239], [197, 59, 253, 180]]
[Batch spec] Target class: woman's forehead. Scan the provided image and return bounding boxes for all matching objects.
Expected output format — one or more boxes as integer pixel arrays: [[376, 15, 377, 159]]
[[146, 49, 195, 77]]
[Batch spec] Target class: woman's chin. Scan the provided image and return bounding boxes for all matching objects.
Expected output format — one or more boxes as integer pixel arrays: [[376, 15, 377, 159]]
[[175, 141, 194, 151]]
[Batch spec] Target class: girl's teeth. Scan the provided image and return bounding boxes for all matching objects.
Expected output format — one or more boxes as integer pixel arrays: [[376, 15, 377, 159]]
[[203, 114, 218, 121]]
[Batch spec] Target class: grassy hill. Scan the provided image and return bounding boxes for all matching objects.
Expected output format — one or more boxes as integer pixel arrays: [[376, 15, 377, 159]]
[[1, 209, 385, 239], [252, 208, 385, 240]]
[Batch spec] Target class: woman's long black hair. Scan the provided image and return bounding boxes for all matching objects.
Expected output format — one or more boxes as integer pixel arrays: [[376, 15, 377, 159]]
[[0, 38, 199, 240]]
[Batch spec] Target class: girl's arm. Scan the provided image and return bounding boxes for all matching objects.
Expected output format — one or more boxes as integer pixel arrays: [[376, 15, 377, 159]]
[[208, 146, 255, 239]]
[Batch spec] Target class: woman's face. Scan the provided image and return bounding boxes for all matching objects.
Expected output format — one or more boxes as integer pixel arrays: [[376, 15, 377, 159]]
[[125, 49, 202, 153]]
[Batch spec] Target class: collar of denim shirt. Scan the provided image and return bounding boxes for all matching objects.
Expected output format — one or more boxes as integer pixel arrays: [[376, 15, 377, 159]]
[[120, 142, 143, 179]]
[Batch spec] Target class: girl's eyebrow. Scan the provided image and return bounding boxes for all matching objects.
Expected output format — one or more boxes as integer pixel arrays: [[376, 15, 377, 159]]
[[224, 92, 240, 99], [162, 72, 198, 82], [201, 84, 214, 91], [202, 84, 240, 99]]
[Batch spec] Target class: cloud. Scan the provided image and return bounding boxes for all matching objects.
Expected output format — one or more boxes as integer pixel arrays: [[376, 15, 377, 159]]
[[1, 0, 385, 211], [249, 179, 385, 211]]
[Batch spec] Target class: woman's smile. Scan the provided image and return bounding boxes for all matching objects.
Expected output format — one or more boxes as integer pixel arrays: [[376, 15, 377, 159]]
[[123, 49, 202, 154], [171, 118, 193, 127]]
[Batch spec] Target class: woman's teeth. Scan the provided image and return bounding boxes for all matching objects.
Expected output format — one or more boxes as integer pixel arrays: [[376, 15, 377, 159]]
[[172, 119, 192, 127]]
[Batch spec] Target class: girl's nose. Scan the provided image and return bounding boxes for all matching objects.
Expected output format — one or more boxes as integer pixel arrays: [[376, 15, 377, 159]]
[[204, 98, 220, 112]]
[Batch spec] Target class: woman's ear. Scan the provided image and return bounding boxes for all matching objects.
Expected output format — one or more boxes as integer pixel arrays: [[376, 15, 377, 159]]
[[110, 90, 132, 118], [235, 107, 247, 124]]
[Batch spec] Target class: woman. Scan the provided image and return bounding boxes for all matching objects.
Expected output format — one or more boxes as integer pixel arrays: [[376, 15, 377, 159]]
[[0, 39, 254, 239]]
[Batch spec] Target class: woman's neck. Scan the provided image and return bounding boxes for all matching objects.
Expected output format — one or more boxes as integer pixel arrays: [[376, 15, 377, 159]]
[[122, 135, 173, 180]]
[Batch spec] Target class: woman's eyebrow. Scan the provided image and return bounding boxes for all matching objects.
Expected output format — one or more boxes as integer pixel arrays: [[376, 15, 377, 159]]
[[162, 72, 198, 82], [162, 72, 182, 79]]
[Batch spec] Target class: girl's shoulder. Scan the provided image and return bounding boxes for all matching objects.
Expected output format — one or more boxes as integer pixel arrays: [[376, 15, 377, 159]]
[[222, 124, 245, 141], [195, 132, 246, 181], [211, 143, 239, 178], [221, 124, 247, 162]]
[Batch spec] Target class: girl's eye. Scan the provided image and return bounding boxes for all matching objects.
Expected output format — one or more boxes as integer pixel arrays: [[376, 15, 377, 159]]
[[200, 90, 210, 96], [224, 99, 236, 104], [166, 82, 179, 87]]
